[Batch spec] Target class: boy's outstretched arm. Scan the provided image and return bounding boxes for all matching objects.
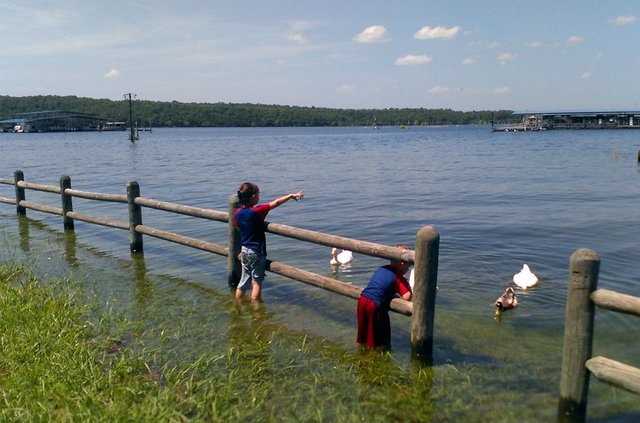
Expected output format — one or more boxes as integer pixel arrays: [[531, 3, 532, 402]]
[[269, 190, 304, 209]]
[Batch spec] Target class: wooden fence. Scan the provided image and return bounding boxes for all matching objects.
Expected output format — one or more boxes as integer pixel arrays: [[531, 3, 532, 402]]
[[0, 170, 439, 364], [558, 248, 640, 422]]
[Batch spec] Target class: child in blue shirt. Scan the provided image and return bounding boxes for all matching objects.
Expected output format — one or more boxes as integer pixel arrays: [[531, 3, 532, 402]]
[[357, 245, 412, 350], [234, 182, 304, 303]]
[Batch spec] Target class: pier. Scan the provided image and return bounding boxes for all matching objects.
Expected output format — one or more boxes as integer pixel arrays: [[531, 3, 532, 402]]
[[492, 110, 640, 131]]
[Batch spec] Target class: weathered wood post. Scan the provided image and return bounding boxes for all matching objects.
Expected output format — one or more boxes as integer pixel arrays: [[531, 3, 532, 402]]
[[13, 170, 26, 215], [411, 225, 440, 365], [127, 181, 143, 253], [558, 248, 600, 423], [60, 175, 74, 231], [227, 193, 241, 288]]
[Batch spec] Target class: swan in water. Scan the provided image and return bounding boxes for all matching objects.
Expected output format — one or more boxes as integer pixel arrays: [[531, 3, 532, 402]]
[[513, 264, 538, 289], [495, 287, 518, 311], [330, 248, 353, 266]]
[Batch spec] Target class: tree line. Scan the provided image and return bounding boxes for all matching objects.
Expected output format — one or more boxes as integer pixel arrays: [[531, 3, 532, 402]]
[[0, 95, 513, 127]]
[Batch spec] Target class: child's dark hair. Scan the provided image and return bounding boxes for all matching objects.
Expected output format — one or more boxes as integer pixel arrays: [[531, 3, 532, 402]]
[[237, 182, 259, 206]]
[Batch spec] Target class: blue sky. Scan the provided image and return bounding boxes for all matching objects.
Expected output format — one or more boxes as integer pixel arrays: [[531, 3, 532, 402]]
[[1, 1, 639, 111]]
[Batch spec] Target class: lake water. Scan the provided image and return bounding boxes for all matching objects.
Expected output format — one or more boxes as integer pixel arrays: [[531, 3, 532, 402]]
[[1, 126, 639, 420]]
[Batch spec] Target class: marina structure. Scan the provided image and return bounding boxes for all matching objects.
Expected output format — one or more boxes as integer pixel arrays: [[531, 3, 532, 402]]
[[492, 110, 640, 131], [0, 110, 106, 133]]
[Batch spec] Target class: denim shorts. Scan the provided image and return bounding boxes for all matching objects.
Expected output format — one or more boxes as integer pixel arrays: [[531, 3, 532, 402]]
[[237, 247, 266, 291]]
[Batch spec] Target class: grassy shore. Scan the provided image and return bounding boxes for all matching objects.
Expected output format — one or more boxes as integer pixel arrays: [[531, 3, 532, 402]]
[[0, 261, 438, 422]]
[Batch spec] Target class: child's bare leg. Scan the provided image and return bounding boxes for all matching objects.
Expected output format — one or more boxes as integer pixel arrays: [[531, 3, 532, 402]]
[[235, 288, 245, 302], [251, 280, 262, 303]]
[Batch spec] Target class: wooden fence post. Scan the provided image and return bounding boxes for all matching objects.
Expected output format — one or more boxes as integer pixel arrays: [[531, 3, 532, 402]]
[[558, 248, 600, 423], [13, 170, 25, 215], [127, 181, 143, 253], [60, 175, 74, 231], [227, 194, 241, 288], [411, 225, 439, 365]]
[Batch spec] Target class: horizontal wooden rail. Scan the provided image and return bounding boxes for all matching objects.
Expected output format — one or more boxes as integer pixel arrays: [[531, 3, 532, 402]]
[[18, 200, 62, 215], [17, 180, 61, 194], [135, 197, 228, 222], [136, 224, 228, 256], [0, 196, 15, 205], [266, 222, 416, 263], [590, 288, 640, 317], [65, 188, 128, 203], [66, 211, 129, 230], [267, 259, 413, 316], [2, 171, 441, 366], [585, 356, 640, 395]]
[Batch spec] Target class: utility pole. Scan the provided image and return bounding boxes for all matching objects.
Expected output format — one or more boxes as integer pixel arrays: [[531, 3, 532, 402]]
[[124, 93, 139, 142]]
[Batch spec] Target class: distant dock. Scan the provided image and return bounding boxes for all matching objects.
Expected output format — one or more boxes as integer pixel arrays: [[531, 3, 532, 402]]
[[492, 110, 640, 132]]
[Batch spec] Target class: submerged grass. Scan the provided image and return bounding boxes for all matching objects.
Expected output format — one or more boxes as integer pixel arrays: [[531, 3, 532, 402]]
[[1, 255, 637, 422], [0, 261, 435, 422]]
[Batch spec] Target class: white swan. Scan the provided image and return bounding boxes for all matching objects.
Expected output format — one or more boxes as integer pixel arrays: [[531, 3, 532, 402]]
[[409, 268, 415, 289], [513, 264, 538, 289], [330, 248, 353, 266]]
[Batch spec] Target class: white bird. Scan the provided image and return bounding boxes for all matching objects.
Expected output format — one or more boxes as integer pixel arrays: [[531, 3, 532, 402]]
[[513, 264, 538, 289], [330, 248, 353, 266], [409, 268, 415, 289]]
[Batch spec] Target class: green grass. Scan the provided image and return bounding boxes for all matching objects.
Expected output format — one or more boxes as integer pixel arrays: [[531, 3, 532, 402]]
[[1, 257, 638, 423], [0, 262, 434, 422]]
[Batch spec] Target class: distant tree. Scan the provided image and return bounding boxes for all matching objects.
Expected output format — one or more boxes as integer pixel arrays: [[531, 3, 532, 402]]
[[0, 95, 513, 128]]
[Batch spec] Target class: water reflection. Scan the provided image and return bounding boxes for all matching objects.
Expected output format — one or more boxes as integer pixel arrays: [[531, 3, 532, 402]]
[[63, 231, 78, 268], [18, 215, 29, 252], [131, 252, 153, 309]]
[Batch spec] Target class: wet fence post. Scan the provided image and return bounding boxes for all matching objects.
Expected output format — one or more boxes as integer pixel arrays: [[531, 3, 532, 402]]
[[60, 175, 74, 231], [558, 248, 600, 423], [411, 226, 440, 365], [227, 193, 241, 288], [127, 181, 143, 253], [14, 170, 25, 215]]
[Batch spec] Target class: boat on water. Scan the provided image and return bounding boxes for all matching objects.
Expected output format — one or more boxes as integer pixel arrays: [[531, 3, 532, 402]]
[[101, 122, 127, 131], [492, 114, 547, 132]]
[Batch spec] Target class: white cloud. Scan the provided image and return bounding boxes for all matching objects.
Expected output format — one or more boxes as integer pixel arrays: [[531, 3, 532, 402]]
[[353, 25, 389, 43], [104, 69, 120, 79], [395, 54, 432, 66], [286, 32, 308, 44], [337, 85, 355, 92], [430, 85, 449, 93], [610, 15, 636, 26], [461, 57, 475, 66], [497, 52, 516, 65], [581, 72, 590, 80], [414, 25, 460, 40], [494, 86, 510, 94], [498, 52, 516, 61], [529, 40, 543, 48], [567, 36, 584, 46]]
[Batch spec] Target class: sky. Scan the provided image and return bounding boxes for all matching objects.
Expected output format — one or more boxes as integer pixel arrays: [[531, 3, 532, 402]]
[[1, 1, 639, 111]]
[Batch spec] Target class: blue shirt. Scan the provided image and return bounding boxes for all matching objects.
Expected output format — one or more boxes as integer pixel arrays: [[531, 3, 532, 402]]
[[234, 204, 271, 255], [361, 265, 411, 310]]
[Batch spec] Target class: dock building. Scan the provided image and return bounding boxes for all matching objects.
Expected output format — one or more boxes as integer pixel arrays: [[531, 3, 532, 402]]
[[492, 110, 640, 131], [0, 110, 107, 133]]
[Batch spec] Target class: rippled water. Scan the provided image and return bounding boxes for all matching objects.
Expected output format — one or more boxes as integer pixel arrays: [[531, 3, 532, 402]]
[[2, 126, 640, 418]]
